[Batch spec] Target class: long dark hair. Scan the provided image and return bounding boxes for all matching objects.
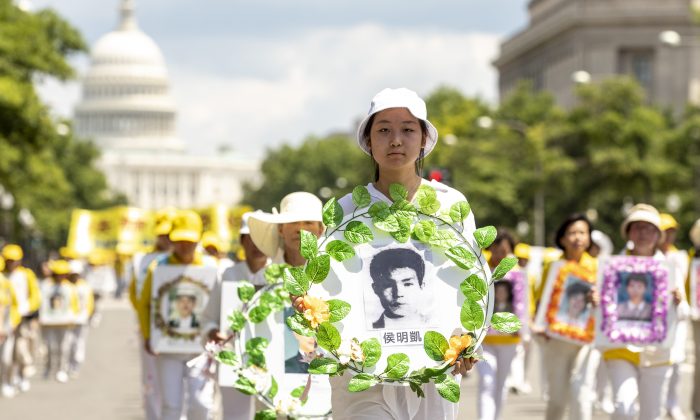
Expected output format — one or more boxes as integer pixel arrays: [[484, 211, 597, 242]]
[[362, 113, 428, 181], [555, 213, 593, 250]]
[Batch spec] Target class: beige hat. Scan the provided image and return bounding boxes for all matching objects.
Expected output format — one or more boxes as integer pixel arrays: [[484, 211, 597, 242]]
[[690, 219, 700, 248], [248, 192, 323, 257], [620, 203, 661, 239]]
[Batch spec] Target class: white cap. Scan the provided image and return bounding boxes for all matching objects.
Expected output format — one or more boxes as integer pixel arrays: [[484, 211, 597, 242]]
[[356, 88, 438, 156]]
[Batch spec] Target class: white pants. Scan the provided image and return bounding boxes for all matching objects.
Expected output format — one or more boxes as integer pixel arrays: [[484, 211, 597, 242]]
[[606, 359, 671, 420], [221, 386, 255, 420], [476, 344, 517, 420], [329, 372, 459, 420], [69, 324, 89, 373], [140, 345, 161, 420], [42, 327, 72, 376], [0, 333, 15, 384], [693, 321, 700, 414], [542, 339, 597, 420], [156, 354, 215, 420], [506, 341, 530, 390]]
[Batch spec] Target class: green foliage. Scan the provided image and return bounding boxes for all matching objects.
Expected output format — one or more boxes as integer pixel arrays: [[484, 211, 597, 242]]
[[492, 257, 518, 281], [305, 254, 331, 283], [491, 312, 522, 334], [315, 322, 341, 351], [308, 357, 340, 374], [460, 274, 487, 300], [322, 197, 344, 228], [343, 221, 374, 244], [435, 374, 460, 403], [445, 246, 477, 270], [327, 299, 351, 323], [325, 240, 355, 262], [352, 185, 371, 208], [299, 229, 318, 260], [360, 338, 381, 368], [474, 226, 497, 249], [347, 373, 378, 392], [237, 282, 256, 302], [283, 266, 310, 295], [460, 300, 484, 332], [423, 331, 449, 361], [384, 353, 410, 379]]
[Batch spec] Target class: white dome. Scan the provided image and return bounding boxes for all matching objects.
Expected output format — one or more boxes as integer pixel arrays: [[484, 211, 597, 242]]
[[92, 29, 166, 69]]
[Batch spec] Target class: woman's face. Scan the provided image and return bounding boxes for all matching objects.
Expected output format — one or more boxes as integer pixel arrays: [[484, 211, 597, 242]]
[[561, 220, 590, 256], [628, 221, 660, 255], [279, 221, 324, 258], [367, 108, 425, 172], [567, 293, 586, 317]]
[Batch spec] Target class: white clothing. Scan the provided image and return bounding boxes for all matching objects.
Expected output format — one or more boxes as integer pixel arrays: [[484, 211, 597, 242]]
[[43, 327, 72, 376], [156, 353, 215, 420], [220, 386, 256, 420], [69, 324, 88, 372], [605, 359, 671, 420], [7, 270, 31, 316], [476, 344, 517, 420], [692, 320, 700, 414], [140, 344, 161, 420], [542, 339, 597, 420]]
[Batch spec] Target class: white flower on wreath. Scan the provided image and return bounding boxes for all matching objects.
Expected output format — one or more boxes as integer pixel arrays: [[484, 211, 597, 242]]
[[241, 365, 271, 394], [275, 396, 302, 416], [337, 338, 364, 365]]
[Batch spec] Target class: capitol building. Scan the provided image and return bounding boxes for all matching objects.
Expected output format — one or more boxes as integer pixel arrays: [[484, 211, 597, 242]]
[[74, 0, 258, 209]]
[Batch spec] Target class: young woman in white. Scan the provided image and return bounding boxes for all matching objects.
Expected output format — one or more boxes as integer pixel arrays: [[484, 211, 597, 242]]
[[323, 87, 478, 420]]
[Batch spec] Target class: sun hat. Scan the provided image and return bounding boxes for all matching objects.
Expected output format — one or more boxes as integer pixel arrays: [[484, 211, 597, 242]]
[[591, 230, 614, 257], [48, 259, 72, 276], [690, 219, 700, 248], [659, 213, 679, 232], [514, 243, 531, 260], [248, 192, 323, 258], [620, 204, 661, 239], [169, 210, 203, 243], [356, 88, 438, 156], [2, 244, 23, 261], [239, 212, 253, 235]]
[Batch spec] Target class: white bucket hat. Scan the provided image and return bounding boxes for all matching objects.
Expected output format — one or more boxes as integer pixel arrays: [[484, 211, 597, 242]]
[[248, 192, 323, 257], [356, 88, 438, 156], [620, 203, 661, 239], [689, 218, 700, 248]]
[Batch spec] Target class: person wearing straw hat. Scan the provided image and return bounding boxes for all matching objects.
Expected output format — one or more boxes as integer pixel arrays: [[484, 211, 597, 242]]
[[202, 212, 271, 420], [137, 210, 216, 420], [40, 260, 79, 384], [0, 256, 21, 398], [66, 260, 94, 379], [2, 244, 40, 394], [319, 87, 477, 420], [129, 207, 174, 420], [602, 204, 688, 420], [687, 218, 700, 419]]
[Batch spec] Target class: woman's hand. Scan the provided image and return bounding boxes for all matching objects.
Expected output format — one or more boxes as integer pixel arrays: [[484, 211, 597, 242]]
[[671, 288, 682, 306], [291, 295, 304, 313], [451, 356, 478, 376], [144, 338, 156, 356]]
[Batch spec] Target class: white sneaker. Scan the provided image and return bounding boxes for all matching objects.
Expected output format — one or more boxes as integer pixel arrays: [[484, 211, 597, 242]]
[[18, 379, 30, 393], [1, 384, 17, 398], [668, 407, 687, 420], [55, 371, 69, 383]]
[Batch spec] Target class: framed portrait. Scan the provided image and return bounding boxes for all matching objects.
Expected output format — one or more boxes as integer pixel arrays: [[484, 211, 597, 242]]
[[690, 259, 700, 320], [39, 282, 77, 326], [535, 260, 596, 345], [150, 265, 217, 354], [488, 269, 529, 337], [594, 256, 674, 348]]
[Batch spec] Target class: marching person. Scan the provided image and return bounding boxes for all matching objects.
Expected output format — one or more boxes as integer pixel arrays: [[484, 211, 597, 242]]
[[477, 229, 520, 420], [40, 259, 79, 383], [602, 204, 687, 420], [687, 218, 700, 419], [2, 244, 41, 394], [137, 210, 216, 420], [537, 213, 599, 420], [507, 242, 535, 396], [201, 231, 234, 273], [313, 87, 477, 420], [201, 209, 284, 419], [67, 260, 94, 378], [0, 256, 21, 398]]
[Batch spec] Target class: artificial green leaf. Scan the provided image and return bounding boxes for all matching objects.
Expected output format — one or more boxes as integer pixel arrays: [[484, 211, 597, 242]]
[[300, 229, 319, 260], [247, 351, 266, 368], [390, 215, 411, 243], [409, 380, 426, 398], [416, 185, 441, 214], [344, 221, 374, 244], [413, 219, 436, 242], [327, 299, 351, 323], [254, 409, 276, 420], [423, 331, 449, 362], [326, 240, 356, 262], [435, 374, 460, 403], [360, 338, 382, 368], [389, 183, 408, 201], [372, 211, 400, 233], [236, 281, 255, 302], [323, 197, 344, 228], [260, 291, 284, 312], [347, 373, 378, 392], [460, 274, 487, 299], [216, 350, 240, 367], [428, 229, 458, 249], [228, 310, 246, 332], [491, 312, 522, 334], [306, 254, 331, 283], [308, 357, 340, 374], [352, 185, 372, 208], [264, 263, 289, 284], [368, 201, 390, 218], [248, 305, 272, 323], [234, 376, 257, 395], [316, 322, 341, 351], [283, 266, 310, 295], [449, 201, 471, 223], [474, 226, 497, 249], [492, 257, 518, 280], [384, 353, 410, 379], [290, 385, 309, 404], [245, 337, 269, 353], [268, 376, 278, 399], [460, 300, 485, 332], [286, 313, 315, 337], [445, 246, 477, 270], [390, 199, 418, 219]]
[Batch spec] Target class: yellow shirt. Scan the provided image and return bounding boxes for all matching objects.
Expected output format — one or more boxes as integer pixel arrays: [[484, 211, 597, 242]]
[[0, 274, 21, 329], [4, 266, 41, 315]]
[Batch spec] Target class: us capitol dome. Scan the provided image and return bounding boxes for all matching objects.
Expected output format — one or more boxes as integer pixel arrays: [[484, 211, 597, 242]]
[[74, 0, 258, 209]]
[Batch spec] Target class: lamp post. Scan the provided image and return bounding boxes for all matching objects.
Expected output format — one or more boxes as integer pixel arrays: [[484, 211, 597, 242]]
[[477, 116, 546, 246]]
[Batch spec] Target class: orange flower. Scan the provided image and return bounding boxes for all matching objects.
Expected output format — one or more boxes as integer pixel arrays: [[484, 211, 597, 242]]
[[443, 334, 473, 365], [301, 295, 330, 328]]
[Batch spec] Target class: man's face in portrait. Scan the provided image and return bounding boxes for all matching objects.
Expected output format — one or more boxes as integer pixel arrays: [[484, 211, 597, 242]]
[[175, 295, 196, 318], [376, 266, 423, 318], [626, 277, 647, 305]]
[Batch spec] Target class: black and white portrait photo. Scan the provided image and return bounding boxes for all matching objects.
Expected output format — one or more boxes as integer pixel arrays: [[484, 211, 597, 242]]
[[365, 246, 433, 330], [167, 283, 204, 333]]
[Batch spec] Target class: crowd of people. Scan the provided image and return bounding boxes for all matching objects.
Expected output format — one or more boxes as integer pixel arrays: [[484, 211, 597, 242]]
[[1, 87, 700, 420]]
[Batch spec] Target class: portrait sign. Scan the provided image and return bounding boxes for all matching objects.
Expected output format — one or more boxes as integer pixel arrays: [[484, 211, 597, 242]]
[[489, 269, 529, 337], [535, 260, 596, 345], [594, 256, 674, 348], [150, 265, 217, 354], [39, 282, 77, 326], [690, 259, 700, 320]]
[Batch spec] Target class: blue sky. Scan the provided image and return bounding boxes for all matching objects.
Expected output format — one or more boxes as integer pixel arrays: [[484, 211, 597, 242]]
[[33, 0, 530, 157]]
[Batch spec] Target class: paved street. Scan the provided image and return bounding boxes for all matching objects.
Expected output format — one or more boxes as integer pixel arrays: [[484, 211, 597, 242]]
[[0, 299, 695, 419]]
